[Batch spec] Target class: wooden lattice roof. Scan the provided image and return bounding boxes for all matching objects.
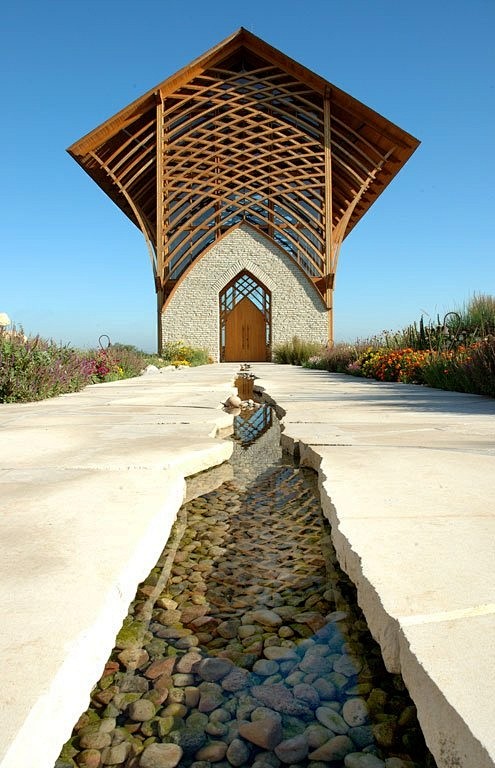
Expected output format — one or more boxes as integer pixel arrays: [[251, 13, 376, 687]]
[[68, 28, 419, 300]]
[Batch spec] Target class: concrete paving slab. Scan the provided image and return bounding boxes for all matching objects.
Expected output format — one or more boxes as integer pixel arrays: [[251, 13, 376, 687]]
[[254, 364, 495, 768], [0, 364, 238, 768], [400, 613, 495, 768]]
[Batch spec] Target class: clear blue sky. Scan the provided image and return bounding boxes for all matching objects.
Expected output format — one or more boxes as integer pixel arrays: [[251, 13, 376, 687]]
[[1, 0, 494, 351]]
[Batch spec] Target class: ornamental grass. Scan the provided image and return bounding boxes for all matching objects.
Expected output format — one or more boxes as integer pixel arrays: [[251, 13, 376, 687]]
[[273, 336, 325, 366]]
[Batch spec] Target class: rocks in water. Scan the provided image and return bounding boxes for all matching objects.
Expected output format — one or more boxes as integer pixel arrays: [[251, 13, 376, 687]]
[[195, 741, 228, 761], [78, 732, 111, 750], [57, 459, 434, 768], [334, 654, 363, 677], [238, 714, 283, 750], [175, 651, 203, 674], [217, 618, 241, 638], [263, 646, 297, 661], [298, 653, 332, 676], [349, 725, 374, 749], [197, 657, 234, 681], [172, 672, 195, 687], [251, 683, 311, 717], [343, 697, 370, 727], [305, 722, 334, 749], [198, 681, 225, 713], [100, 742, 131, 764], [249, 609, 283, 627], [315, 706, 348, 734], [274, 734, 309, 763], [344, 753, 386, 767], [367, 687, 388, 716], [253, 659, 279, 676], [170, 727, 207, 755], [312, 677, 337, 700], [75, 750, 101, 768], [309, 734, 354, 761], [127, 698, 155, 722], [221, 667, 251, 692], [372, 720, 398, 749], [145, 657, 176, 679], [117, 647, 149, 670], [139, 742, 183, 768], [293, 683, 320, 709], [226, 737, 251, 766]]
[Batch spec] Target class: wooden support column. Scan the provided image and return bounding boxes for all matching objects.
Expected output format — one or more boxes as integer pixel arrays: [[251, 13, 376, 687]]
[[156, 288, 163, 355], [156, 93, 165, 353], [156, 93, 165, 287], [324, 90, 334, 346]]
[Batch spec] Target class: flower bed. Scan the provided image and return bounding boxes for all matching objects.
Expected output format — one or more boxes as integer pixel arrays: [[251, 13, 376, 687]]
[[0, 331, 211, 403]]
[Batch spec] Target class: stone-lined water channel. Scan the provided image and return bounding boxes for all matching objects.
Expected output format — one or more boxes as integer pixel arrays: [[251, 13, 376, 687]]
[[56, 404, 437, 768]]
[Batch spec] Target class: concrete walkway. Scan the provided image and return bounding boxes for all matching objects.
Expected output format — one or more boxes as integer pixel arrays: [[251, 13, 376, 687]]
[[1, 363, 494, 768], [253, 363, 495, 768], [0, 364, 239, 768]]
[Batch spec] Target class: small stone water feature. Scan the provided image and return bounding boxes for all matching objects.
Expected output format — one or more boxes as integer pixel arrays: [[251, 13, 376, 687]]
[[56, 380, 437, 768]]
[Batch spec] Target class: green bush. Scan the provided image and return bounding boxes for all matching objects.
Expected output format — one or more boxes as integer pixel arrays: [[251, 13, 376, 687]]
[[160, 340, 211, 366]]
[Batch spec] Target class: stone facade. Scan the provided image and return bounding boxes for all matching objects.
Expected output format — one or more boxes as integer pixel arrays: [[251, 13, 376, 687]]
[[161, 224, 328, 361]]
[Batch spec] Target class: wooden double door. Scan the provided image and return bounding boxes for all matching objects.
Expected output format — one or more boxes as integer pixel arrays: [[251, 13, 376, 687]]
[[220, 272, 271, 362]]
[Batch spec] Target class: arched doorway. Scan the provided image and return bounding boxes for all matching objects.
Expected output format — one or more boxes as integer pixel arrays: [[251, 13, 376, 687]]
[[220, 271, 271, 362]]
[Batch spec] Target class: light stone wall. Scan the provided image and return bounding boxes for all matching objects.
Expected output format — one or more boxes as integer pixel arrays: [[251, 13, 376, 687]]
[[161, 224, 328, 361]]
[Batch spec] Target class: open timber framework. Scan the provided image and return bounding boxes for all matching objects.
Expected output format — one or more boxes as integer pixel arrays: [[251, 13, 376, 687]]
[[68, 28, 419, 360]]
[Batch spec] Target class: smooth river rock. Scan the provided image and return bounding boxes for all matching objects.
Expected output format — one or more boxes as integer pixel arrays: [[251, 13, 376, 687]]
[[249, 609, 283, 627], [197, 657, 234, 681], [315, 706, 349, 734], [238, 716, 283, 750], [309, 734, 354, 761], [342, 697, 370, 727], [226, 738, 251, 766], [344, 753, 386, 767], [139, 742, 183, 768], [274, 734, 309, 763]]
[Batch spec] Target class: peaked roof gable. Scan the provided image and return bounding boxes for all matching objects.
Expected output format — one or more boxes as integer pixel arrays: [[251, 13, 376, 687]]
[[67, 28, 419, 299], [69, 28, 417, 158]]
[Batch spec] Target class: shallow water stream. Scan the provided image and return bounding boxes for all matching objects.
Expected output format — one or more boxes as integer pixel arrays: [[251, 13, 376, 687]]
[[56, 403, 436, 768]]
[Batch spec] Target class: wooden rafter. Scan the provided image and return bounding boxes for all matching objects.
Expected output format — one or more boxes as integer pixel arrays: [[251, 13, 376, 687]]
[[67, 28, 419, 316]]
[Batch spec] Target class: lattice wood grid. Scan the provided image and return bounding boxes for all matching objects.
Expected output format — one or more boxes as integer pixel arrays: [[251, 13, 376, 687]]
[[68, 29, 419, 345]]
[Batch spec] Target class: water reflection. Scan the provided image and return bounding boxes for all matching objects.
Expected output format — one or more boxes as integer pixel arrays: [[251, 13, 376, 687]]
[[233, 404, 273, 448]]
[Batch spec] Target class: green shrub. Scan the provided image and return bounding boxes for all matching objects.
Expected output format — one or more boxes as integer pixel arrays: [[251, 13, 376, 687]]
[[160, 341, 211, 366]]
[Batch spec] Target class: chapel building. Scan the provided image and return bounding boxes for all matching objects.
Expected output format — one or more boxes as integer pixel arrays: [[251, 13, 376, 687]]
[[68, 29, 419, 361]]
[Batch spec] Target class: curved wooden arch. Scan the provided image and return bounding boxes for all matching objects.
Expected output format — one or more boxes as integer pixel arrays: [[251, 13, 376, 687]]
[[68, 28, 419, 349], [161, 221, 327, 315]]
